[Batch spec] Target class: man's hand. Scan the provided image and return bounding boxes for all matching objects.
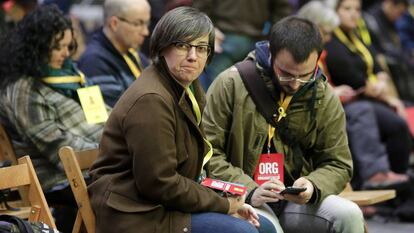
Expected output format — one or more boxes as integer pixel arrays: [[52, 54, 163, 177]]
[[282, 177, 314, 205], [250, 177, 285, 207]]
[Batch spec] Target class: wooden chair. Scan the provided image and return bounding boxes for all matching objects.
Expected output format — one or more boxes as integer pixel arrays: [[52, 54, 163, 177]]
[[0, 155, 56, 229], [0, 123, 30, 206], [0, 124, 18, 164], [59, 146, 98, 233]]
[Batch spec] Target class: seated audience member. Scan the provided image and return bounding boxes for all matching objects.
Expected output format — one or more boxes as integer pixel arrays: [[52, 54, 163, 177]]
[[396, 0, 414, 64], [0, 5, 106, 232], [299, 0, 410, 191], [78, 0, 151, 107], [203, 16, 365, 233], [88, 7, 276, 233], [361, 0, 414, 101], [193, 0, 292, 90], [325, 0, 412, 189]]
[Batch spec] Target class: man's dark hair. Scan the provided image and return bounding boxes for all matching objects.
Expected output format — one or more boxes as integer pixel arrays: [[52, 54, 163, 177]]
[[150, 6, 215, 64], [269, 16, 323, 63]]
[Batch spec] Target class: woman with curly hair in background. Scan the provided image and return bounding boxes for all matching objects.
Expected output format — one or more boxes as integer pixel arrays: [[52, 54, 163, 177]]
[[0, 4, 106, 232]]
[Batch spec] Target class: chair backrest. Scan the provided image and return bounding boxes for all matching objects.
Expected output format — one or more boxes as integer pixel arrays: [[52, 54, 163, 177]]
[[0, 124, 18, 164], [59, 146, 98, 233], [0, 155, 56, 229]]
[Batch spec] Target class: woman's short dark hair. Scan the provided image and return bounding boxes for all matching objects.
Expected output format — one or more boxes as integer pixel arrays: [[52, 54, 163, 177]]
[[149, 6, 215, 64], [269, 16, 323, 64], [0, 4, 74, 88]]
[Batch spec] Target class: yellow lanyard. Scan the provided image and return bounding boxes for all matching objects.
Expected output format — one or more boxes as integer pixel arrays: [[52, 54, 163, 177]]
[[267, 92, 292, 150], [186, 88, 213, 172], [122, 48, 143, 79], [42, 70, 87, 86], [356, 18, 371, 46], [334, 28, 377, 82]]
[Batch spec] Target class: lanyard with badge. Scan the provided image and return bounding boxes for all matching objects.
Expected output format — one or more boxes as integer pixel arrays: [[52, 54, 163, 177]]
[[253, 92, 292, 185], [43, 70, 108, 124]]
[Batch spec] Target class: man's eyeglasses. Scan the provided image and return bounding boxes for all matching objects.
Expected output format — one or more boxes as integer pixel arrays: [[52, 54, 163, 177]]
[[172, 41, 211, 58], [117, 16, 150, 28], [276, 64, 318, 84]]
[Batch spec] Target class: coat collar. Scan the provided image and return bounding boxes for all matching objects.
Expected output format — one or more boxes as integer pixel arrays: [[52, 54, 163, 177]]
[[154, 58, 206, 129]]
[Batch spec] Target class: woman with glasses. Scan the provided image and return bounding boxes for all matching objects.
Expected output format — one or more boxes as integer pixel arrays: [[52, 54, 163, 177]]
[[88, 7, 276, 233]]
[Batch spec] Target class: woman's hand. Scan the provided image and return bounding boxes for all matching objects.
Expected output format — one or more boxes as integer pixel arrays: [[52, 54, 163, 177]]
[[365, 72, 389, 99], [333, 85, 357, 103], [227, 194, 246, 215], [233, 203, 260, 228]]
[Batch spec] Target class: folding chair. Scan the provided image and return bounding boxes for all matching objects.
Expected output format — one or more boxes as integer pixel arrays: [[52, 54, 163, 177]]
[[59, 146, 98, 233], [0, 155, 56, 229], [0, 124, 29, 205], [0, 124, 18, 164]]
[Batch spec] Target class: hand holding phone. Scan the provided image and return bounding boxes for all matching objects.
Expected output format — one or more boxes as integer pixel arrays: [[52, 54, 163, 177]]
[[280, 186, 307, 195]]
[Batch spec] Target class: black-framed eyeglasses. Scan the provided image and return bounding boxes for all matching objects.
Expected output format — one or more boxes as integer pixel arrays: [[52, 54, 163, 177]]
[[276, 64, 319, 84], [117, 16, 150, 28], [171, 41, 211, 58]]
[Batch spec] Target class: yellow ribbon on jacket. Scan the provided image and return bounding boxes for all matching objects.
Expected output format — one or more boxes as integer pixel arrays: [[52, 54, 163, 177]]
[[268, 92, 292, 152]]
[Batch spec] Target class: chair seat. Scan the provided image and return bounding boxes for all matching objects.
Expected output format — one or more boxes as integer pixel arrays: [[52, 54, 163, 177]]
[[339, 189, 396, 206]]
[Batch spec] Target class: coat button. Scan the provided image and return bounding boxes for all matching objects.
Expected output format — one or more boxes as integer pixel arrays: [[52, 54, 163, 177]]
[[183, 227, 188, 232]]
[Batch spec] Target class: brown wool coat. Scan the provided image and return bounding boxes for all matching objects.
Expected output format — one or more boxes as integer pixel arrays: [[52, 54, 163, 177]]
[[88, 61, 229, 233]]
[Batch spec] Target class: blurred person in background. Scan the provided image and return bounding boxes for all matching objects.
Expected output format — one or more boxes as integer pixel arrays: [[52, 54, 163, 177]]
[[0, 5, 107, 232], [193, 0, 292, 90], [325, 0, 412, 193], [396, 0, 414, 64], [360, 0, 414, 102], [0, 0, 37, 33], [78, 0, 151, 107]]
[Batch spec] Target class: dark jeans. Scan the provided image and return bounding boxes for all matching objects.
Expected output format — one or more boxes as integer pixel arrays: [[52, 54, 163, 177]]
[[345, 100, 412, 186], [191, 213, 276, 233]]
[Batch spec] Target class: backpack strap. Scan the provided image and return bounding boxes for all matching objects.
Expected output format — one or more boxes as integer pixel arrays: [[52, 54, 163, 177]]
[[0, 215, 34, 233], [235, 60, 278, 128]]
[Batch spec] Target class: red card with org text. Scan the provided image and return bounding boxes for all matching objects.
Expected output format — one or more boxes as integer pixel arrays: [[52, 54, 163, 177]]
[[201, 178, 247, 196], [253, 153, 284, 186]]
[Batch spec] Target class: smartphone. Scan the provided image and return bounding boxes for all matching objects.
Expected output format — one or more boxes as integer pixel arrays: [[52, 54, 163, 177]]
[[280, 186, 307, 195]]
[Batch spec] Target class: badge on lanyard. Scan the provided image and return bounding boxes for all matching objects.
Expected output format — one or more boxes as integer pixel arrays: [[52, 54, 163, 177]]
[[77, 85, 108, 124], [253, 153, 284, 186]]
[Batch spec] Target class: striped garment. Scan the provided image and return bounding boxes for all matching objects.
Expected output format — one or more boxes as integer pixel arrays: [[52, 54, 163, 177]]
[[0, 77, 107, 191]]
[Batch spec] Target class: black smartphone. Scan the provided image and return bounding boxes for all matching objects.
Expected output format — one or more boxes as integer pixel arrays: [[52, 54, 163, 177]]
[[280, 186, 307, 195]]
